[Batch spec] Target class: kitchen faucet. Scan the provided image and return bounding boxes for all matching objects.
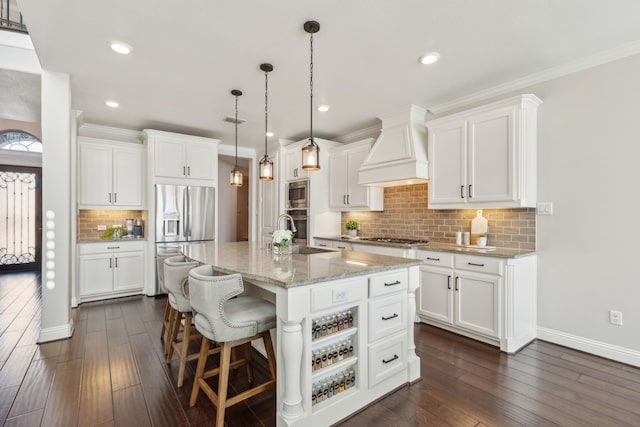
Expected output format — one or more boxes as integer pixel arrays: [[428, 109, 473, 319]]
[[276, 213, 297, 233]]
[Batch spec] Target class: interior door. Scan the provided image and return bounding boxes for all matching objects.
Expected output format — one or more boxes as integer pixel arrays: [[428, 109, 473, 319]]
[[0, 165, 42, 272]]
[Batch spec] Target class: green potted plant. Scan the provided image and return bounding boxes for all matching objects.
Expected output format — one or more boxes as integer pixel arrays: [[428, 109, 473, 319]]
[[345, 219, 359, 236]]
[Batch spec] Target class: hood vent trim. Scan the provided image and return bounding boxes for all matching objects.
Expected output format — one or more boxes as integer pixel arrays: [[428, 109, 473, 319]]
[[358, 105, 429, 187]]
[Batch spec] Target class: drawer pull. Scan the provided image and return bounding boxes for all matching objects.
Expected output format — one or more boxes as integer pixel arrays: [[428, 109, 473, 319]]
[[107, 246, 120, 249], [467, 262, 485, 267], [447, 275, 451, 290], [455, 276, 460, 291], [337, 246, 346, 249], [381, 313, 399, 321], [426, 257, 440, 261], [318, 244, 327, 247], [384, 280, 401, 287], [382, 354, 399, 364]]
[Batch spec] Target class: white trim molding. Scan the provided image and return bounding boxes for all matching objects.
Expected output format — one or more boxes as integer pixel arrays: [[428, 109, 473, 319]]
[[537, 327, 640, 368], [429, 39, 640, 115], [38, 320, 74, 343]]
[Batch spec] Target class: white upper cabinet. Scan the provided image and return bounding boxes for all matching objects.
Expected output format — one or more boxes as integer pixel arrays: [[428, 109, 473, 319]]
[[78, 137, 144, 209], [283, 141, 309, 181], [144, 130, 219, 181], [329, 139, 383, 211], [427, 94, 542, 209]]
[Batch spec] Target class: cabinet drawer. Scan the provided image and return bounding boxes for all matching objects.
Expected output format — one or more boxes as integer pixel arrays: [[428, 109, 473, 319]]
[[368, 294, 406, 342], [455, 255, 503, 275], [311, 278, 366, 313], [368, 332, 407, 387], [417, 251, 453, 268], [368, 270, 408, 298], [78, 240, 146, 255]]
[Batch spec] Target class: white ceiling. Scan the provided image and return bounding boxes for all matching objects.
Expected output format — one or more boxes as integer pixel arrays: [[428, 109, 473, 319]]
[[15, 0, 640, 149]]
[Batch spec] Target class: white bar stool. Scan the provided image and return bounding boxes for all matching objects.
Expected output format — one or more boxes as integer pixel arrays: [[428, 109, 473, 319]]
[[188, 265, 276, 427], [157, 247, 182, 348]]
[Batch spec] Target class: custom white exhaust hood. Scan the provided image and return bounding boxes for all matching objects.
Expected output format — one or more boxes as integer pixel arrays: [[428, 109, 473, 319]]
[[358, 105, 428, 187]]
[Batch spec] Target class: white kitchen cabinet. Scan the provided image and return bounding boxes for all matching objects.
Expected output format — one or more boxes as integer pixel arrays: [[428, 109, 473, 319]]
[[314, 239, 353, 251], [329, 139, 383, 211], [144, 129, 219, 181], [78, 241, 146, 302], [78, 138, 144, 209], [351, 243, 408, 258], [283, 141, 309, 181], [417, 250, 536, 353], [427, 94, 542, 209]]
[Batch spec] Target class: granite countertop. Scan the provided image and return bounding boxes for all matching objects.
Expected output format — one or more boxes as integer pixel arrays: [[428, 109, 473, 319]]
[[182, 241, 421, 288], [314, 236, 535, 259]]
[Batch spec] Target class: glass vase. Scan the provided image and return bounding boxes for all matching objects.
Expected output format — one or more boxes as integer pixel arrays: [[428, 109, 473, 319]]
[[273, 239, 292, 255]]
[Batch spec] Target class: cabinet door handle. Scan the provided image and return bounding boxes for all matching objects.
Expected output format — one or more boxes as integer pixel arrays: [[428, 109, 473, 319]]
[[183, 166, 186, 176], [467, 262, 485, 267], [381, 313, 399, 321], [347, 194, 350, 205], [114, 193, 117, 203], [108, 192, 112, 203], [468, 184, 473, 198], [115, 257, 118, 268], [426, 257, 440, 261], [187, 166, 191, 176], [109, 258, 112, 268], [318, 243, 327, 247], [384, 280, 401, 287], [460, 185, 464, 199], [107, 246, 120, 249], [337, 246, 346, 249], [343, 195, 346, 204], [382, 354, 399, 364], [447, 275, 451, 290], [455, 276, 460, 291]]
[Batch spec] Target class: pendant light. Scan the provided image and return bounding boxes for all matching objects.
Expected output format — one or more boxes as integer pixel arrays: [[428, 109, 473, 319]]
[[230, 89, 243, 187], [301, 20, 320, 171], [259, 63, 274, 181]]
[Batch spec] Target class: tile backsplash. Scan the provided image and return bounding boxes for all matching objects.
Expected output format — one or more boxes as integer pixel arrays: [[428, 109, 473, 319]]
[[77, 210, 147, 241], [341, 184, 535, 250]]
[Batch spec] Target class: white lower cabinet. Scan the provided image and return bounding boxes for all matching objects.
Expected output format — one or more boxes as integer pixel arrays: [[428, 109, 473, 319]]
[[417, 250, 536, 353], [78, 241, 146, 302]]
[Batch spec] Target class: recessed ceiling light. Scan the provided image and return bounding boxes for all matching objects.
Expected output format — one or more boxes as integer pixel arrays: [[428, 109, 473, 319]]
[[317, 105, 330, 112], [109, 41, 132, 55], [419, 52, 440, 65], [105, 100, 119, 108], [266, 131, 274, 137]]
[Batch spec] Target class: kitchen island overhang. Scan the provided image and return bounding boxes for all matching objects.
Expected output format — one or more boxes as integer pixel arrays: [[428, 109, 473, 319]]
[[182, 242, 421, 427]]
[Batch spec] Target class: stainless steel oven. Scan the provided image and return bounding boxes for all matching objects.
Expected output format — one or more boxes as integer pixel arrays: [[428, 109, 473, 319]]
[[287, 179, 309, 209], [286, 209, 308, 245]]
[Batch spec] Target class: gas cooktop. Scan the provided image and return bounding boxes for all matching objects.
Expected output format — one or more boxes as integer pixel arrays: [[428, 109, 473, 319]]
[[360, 237, 429, 245]]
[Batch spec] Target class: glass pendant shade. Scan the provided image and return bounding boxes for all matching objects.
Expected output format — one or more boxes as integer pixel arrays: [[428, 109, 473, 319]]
[[302, 139, 320, 170], [230, 166, 243, 187], [259, 155, 273, 180]]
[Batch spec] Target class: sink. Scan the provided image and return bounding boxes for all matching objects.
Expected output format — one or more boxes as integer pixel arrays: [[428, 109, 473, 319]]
[[292, 246, 336, 255]]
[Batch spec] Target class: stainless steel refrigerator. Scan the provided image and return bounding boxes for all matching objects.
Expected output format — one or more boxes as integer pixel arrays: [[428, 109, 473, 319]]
[[155, 184, 215, 293]]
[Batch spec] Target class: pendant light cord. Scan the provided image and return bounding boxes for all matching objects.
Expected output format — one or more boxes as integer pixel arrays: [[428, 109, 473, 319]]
[[309, 31, 314, 143], [235, 94, 239, 166], [264, 68, 268, 156]]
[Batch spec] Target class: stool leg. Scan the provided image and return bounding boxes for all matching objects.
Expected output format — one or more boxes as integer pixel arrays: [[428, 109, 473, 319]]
[[216, 342, 232, 427], [176, 312, 193, 387], [190, 336, 211, 407], [244, 342, 253, 383], [166, 310, 181, 363], [263, 331, 277, 382], [160, 298, 170, 340]]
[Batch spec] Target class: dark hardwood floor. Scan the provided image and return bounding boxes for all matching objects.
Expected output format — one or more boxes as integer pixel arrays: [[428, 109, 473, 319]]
[[1, 271, 639, 426]]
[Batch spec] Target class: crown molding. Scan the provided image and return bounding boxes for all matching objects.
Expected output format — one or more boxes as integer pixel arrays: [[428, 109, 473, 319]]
[[428, 39, 640, 115], [335, 124, 380, 144], [78, 123, 142, 143]]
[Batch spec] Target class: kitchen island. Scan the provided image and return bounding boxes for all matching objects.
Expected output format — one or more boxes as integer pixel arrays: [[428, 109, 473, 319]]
[[182, 241, 422, 427]]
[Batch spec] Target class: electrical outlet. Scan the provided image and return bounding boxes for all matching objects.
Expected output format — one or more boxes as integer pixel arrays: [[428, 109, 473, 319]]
[[536, 202, 553, 215], [96, 225, 107, 231], [609, 310, 623, 326]]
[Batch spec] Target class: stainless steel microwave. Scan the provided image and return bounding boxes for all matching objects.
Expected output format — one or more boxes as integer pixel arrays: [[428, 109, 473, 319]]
[[287, 179, 309, 209]]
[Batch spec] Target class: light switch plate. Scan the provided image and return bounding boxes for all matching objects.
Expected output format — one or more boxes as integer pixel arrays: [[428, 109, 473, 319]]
[[97, 225, 107, 231], [537, 202, 553, 215]]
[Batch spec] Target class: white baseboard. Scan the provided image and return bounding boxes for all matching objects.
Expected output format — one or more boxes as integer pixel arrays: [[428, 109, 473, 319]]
[[537, 327, 640, 367], [38, 319, 74, 343]]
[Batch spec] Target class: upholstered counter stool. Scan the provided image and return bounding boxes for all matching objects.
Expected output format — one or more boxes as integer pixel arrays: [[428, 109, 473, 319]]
[[163, 254, 201, 387], [157, 247, 182, 348], [188, 265, 276, 427]]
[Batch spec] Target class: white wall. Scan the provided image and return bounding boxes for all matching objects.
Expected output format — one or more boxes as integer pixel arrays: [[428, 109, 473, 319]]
[[217, 155, 238, 243], [530, 54, 640, 358]]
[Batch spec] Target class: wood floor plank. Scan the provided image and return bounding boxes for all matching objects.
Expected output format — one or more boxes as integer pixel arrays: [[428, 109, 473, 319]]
[[113, 385, 151, 427], [0, 386, 19, 424], [86, 303, 107, 333], [109, 343, 140, 391], [16, 317, 41, 347], [41, 358, 83, 427], [0, 345, 36, 388], [106, 316, 130, 346], [78, 330, 114, 426], [4, 409, 43, 427], [57, 318, 87, 363], [8, 358, 57, 417], [0, 330, 23, 363]]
